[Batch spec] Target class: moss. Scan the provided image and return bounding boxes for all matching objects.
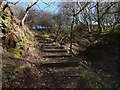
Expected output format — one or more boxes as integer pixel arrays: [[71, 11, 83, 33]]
[[115, 23, 120, 29], [1, 12, 11, 29], [4, 32, 26, 58], [1, 4, 31, 58], [4, 34, 26, 58], [6, 32, 27, 58], [8, 48, 24, 58], [19, 33, 25, 41], [103, 27, 111, 34], [13, 35, 18, 42], [42, 34, 50, 38]]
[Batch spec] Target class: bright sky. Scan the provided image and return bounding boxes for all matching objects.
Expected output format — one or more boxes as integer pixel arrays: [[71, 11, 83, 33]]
[[7, 0, 59, 13], [7, 0, 55, 2], [7, 0, 119, 2]]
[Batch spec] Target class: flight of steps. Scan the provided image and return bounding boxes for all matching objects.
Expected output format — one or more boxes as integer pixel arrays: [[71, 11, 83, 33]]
[[35, 33, 88, 88], [41, 41, 79, 68]]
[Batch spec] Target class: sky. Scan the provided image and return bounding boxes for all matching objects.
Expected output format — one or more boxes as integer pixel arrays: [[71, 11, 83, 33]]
[[7, 0, 59, 13], [6, 0, 118, 13], [7, 0, 119, 2]]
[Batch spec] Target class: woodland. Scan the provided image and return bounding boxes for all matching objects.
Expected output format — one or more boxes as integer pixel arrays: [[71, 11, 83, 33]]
[[0, 0, 120, 89]]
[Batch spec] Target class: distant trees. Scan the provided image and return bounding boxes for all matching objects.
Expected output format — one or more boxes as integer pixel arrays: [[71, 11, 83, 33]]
[[58, 2, 73, 29], [2, 1, 120, 34], [57, 2, 120, 53], [96, 2, 117, 34], [10, 4, 25, 20], [108, 2, 120, 32], [1, 0, 120, 56], [25, 10, 53, 29], [2, 1, 120, 56], [10, 2, 54, 29], [5, 0, 40, 26], [3, 1, 120, 41], [58, 2, 89, 53]]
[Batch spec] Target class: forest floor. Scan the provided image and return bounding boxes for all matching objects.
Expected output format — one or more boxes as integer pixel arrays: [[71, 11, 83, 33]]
[[2, 30, 119, 89]]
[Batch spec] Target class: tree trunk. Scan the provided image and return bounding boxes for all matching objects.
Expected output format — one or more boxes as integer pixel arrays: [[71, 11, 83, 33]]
[[21, 11, 29, 26], [88, 25, 91, 32], [97, 2, 102, 34], [70, 12, 75, 53], [85, 19, 91, 32]]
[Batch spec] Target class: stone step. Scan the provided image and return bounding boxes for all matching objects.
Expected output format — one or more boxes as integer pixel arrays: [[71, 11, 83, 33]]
[[43, 46, 64, 49], [46, 57, 69, 60], [41, 61, 79, 68], [36, 37, 53, 40], [43, 49, 67, 52], [43, 54, 71, 58], [43, 44, 56, 46], [39, 41, 53, 43]]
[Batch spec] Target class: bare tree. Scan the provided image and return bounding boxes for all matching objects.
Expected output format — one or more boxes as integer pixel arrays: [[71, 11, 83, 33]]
[[70, 2, 89, 53], [96, 1, 117, 34], [20, 0, 39, 26]]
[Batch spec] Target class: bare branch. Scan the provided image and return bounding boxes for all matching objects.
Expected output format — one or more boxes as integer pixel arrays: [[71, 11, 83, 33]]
[[21, 0, 39, 26], [41, 0, 53, 6], [25, 0, 39, 13], [36, 4, 45, 14], [43, 3, 54, 10], [4, 0, 21, 5], [100, 2, 117, 19], [14, 0, 21, 5], [74, 2, 89, 16]]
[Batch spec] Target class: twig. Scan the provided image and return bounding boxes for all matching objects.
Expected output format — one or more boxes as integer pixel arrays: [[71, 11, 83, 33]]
[[41, 0, 53, 6], [14, 0, 21, 5]]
